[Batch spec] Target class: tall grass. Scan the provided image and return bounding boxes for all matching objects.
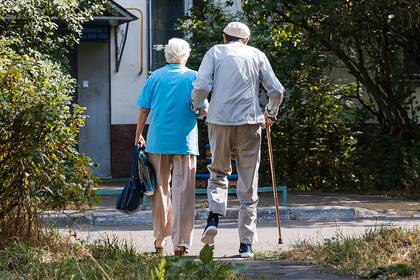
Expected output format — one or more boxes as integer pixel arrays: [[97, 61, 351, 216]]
[[255, 226, 420, 279], [0, 233, 243, 279]]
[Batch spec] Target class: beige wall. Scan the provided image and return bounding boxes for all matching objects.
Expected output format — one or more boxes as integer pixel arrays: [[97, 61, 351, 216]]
[[111, 0, 148, 125]]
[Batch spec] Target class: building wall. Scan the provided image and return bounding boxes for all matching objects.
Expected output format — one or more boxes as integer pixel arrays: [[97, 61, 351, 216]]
[[109, 0, 192, 177], [110, 0, 148, 177], [111, 0, 148, 125]]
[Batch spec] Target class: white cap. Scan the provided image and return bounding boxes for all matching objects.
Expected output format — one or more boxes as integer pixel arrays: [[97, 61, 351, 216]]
[[223, 22, 250, 39]]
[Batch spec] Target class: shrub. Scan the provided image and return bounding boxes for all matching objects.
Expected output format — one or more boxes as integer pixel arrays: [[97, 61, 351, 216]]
[[0, 39, 97, 248]]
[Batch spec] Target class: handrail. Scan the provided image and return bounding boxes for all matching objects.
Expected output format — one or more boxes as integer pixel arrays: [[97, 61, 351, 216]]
[[125, 8, 144, 76]]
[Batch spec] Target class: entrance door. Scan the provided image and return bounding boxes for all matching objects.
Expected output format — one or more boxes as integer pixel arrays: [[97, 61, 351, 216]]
[[77, 41, 111, 178]]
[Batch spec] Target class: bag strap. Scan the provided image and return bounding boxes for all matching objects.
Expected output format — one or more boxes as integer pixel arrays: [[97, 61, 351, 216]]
[[130, 146, 140, 179]]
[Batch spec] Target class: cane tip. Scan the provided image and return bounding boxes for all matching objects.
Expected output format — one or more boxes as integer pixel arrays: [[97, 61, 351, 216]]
[[278, 238, 283, 245]]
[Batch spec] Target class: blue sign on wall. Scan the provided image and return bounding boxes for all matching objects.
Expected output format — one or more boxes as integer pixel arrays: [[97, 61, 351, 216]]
[[82, 25, 109, 41]]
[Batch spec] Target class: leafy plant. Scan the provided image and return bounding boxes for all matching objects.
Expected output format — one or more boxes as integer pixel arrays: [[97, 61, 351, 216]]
[[165, 245, 244, 280], [0, 0, 106, 64]]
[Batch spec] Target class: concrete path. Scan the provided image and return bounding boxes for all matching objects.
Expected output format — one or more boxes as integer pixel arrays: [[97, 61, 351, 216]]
[[66, 218, 420, 257], [236, 260, 352, 280]]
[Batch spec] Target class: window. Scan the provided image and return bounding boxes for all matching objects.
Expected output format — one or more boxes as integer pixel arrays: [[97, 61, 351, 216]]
[[150, 0, 186, 70]]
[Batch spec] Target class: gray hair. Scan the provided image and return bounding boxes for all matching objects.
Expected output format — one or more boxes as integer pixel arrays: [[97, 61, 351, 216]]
[[164, 38, 191, 65]]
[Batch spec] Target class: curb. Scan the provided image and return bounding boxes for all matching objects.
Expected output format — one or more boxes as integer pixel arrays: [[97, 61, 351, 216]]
[[41, 206, 415, 227]]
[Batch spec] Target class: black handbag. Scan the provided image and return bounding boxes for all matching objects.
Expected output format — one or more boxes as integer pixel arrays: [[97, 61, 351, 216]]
[[116, 146, 146, 214]]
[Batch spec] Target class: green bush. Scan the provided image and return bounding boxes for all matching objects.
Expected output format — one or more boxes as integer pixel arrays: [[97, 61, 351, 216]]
[[0, 39, 97, 248], [352, 127, 420, 192]]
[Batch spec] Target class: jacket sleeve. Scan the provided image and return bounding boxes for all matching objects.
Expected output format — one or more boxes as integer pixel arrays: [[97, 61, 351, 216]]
[[259, 52, 284, 118], [192, 48, 214, 110]]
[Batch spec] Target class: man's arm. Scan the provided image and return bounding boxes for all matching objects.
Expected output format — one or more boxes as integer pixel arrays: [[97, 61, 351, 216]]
[[259, 53, 285, 120], [192, 49, 214, 109], [134, 108, 150, 146]]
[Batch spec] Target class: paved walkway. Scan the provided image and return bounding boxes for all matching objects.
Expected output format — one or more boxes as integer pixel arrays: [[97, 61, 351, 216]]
[[236, 260, 352, 280]]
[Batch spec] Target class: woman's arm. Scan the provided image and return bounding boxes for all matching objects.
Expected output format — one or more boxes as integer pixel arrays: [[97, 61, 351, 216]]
[[134, 108, 150, 146]]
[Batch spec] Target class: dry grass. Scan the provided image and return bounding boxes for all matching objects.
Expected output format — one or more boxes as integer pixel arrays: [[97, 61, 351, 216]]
[[0, 233, 243, 279], [254, 226, 420, 279]]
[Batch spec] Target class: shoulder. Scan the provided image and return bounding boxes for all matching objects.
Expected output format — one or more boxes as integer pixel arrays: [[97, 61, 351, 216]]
[[246, 45, 265, 56], [181, 67, 198, 79], [149, 66, 167, 79]]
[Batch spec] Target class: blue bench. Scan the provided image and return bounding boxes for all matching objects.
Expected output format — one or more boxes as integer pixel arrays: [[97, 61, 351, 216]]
[[196, 173, 238, 181], [194, 185, 287, 206], [96, 184, 287, 207]]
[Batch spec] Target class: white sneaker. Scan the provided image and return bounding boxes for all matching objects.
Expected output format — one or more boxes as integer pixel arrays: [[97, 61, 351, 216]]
[[201, 225, 218, 244], [239, 243, 254, 258]]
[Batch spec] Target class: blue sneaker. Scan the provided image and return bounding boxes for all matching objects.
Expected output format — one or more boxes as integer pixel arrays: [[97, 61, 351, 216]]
[[201, 212, 219, 244], [239, 243, 254, 258]]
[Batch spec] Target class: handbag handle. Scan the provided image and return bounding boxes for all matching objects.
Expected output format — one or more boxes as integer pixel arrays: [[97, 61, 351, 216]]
[[130, 147, 140, 179]]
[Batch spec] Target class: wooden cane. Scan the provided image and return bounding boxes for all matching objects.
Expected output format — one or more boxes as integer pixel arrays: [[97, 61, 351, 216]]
[[266, 125, 283, 244]]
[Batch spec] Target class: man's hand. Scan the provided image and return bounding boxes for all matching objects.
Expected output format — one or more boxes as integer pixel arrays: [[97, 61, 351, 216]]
[[264, 112, 276, 127], [135, 135, 146, 148]]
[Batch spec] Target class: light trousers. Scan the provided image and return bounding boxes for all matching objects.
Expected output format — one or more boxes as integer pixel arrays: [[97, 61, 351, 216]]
[[207, 123, 261, 244], [149, 154, 196, 248]]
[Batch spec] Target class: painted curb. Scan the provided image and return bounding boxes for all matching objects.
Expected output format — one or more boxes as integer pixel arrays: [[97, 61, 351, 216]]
[[40, 206, 412, 227]]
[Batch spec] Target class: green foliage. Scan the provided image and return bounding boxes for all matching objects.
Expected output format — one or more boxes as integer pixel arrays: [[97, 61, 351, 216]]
[[0, 235, 243, 279], [180, 0, 420, 192], [179, 0, 360, 191], [243, 0, 420, 139], [178, 1, 236, 69], [0, 0, 106, 64], [351, 128, 420, 192], [164, 245, 244, 280], [0, 39, 98, 248], [0, 0, 106, 248]]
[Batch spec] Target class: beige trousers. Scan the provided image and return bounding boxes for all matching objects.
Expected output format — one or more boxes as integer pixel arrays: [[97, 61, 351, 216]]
[[207, 124, 261, 244], [149, 154, 196, 248]]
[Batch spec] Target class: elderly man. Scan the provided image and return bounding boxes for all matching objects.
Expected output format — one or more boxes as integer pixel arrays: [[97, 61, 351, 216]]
[[192, 22, 284, 257], [135, 38, 207, 256]]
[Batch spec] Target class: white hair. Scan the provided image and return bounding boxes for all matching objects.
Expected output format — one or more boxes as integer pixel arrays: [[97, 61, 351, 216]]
[[164, 38, 191, 65]]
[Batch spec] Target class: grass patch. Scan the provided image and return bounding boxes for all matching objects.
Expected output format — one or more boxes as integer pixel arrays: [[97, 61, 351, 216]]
[[0, 233, 243, 279], [255, 226, 420, 279]]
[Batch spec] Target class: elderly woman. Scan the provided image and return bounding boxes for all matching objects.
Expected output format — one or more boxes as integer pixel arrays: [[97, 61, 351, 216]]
[[134, 38, 207, 256]]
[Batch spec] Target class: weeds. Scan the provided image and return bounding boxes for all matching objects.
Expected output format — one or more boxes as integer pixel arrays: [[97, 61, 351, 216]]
[[0, 234, 244, 279], [255, 226, 420, 279]]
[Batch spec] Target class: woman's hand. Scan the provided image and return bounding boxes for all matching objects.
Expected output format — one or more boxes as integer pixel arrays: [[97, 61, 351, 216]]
[[135, 135, 146, 148], [197, 108, 208, 119]]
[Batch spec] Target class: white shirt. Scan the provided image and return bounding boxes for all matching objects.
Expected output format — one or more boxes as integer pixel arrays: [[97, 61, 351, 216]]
[[192, 41, 284, 125]]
